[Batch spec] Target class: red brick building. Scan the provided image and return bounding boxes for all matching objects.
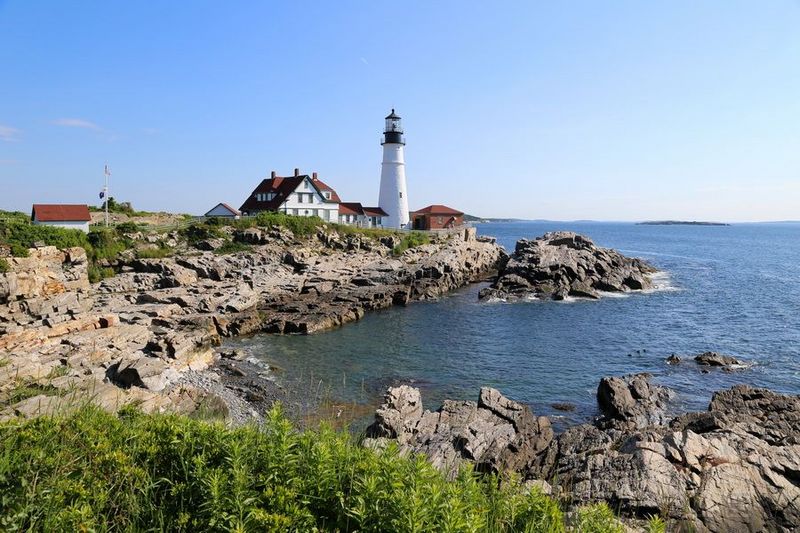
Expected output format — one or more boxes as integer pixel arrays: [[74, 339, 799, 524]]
[[410, 205, 464, 230]]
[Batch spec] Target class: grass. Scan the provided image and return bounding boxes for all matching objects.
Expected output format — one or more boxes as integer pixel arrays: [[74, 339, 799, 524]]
[[214, 240, 251, 255], [393, 232, 431, 255], [1, 382, 58, 405], [137, 245, 175, 259], [0, 405, 624, 532]]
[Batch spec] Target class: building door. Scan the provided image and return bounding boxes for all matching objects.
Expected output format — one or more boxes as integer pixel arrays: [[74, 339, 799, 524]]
[[413, 216, 426, 230]]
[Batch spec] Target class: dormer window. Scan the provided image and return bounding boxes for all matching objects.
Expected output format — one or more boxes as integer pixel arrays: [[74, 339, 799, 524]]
[[323, 191, 331, 200]]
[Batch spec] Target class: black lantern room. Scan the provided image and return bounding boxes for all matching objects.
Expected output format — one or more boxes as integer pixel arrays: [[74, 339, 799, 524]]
[[382, 109, 405, 145]]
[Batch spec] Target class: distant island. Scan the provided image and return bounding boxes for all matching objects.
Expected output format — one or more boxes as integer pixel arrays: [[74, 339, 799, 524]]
[[463, 214, 524, 223], [637, 220, 730, 226]]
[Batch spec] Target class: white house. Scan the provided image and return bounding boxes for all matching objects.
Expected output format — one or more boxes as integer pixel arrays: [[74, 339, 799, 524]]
[[31, 204, 91, 233], [204, 203, 241, 219], [239, 169, 340, 223], [338, 202, 387, 228]]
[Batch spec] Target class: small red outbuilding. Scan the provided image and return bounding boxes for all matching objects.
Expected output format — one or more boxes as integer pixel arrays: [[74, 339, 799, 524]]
[[410, 205, 464, 230]]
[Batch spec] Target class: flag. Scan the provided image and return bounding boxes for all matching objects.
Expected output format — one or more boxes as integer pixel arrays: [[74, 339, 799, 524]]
[[99, 191, 105, 199], [104, 164, 111, 176]]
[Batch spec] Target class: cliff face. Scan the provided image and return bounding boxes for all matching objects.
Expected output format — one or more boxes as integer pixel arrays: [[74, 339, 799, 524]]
[[0, 228, 503, 420], [0, 246, 92, 335]]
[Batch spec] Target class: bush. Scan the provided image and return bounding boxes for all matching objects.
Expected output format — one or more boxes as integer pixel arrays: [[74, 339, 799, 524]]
[[0, 210, 30, 224], [253, 212, 323, 237], [0, 405, 630, 532], [136, 245, 174, 259], [87, 228, 131, 261], [87, 264, 115, 283], [0, 258, 9, 273], [0, 221, 90, 256], [393, 232, 431, 255], [574, 502, 625, 533], [114, 221, 140, 235], [179, 222, 224, 244], [214, 240, 251, 255]]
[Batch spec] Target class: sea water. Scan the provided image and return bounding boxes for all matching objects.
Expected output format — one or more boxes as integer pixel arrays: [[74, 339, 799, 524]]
[[228, 221, 800, 426]]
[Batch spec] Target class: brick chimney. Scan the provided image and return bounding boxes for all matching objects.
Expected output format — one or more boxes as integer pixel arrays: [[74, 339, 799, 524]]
[[294, 168, 299, 176], [271, 170, 276, 179], [312, 172, 318, 180]]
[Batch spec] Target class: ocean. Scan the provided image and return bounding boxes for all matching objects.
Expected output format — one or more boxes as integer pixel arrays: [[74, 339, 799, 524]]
[[227, 221, 800, 427]]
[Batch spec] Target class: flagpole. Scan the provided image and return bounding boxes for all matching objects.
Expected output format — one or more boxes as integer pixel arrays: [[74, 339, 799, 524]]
[[104, 164, 109, 227], [103, 163, 111, 227]]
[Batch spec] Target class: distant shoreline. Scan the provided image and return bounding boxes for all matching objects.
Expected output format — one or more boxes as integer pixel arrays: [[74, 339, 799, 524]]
[[637, 220, 730, 226]]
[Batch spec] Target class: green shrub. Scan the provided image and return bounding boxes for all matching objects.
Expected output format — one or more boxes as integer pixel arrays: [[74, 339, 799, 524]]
[[87, 228, 131, 261], [253, 212, 323, 237], [214, 240, 251, 255], [0, 221, 90, 255], [0, 258, 9, 273], [136, 246, 174, 259], [0, 405, 615, 532], [574, 502, 625, 533], [114, 221, 140, 235], [0, 210, 30, 223], [393, 231, 431, 255], [179, 222, 224, 244], [87, 264, 115, 283]]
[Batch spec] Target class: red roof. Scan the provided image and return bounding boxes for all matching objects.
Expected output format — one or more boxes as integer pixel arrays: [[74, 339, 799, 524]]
[[239, 173, 341, 213], [31, 204, 91, 222], [312, 177, 341, 203], [363, 206, 388, 217], [338, 202, 364, 216], [412, 204, 464, 216]]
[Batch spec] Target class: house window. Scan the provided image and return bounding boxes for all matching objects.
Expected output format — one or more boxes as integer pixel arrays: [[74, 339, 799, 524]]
[[304, 180, 309, 190], [324, 191, 331, 200], [297, 194, 304, 203], [438, 217, 443, 224], [267, 193, 274, 201]]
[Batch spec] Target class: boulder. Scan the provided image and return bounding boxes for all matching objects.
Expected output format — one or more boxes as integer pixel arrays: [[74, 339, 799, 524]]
[[694, 351, 743, 367], [479, 231, 657, 301], [596, 373, 672, 429], [365, 386, 553, 479]]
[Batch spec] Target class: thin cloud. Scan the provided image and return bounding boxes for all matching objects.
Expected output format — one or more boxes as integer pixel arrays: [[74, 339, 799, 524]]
[[360, 57, 369, 65], [52, 118, 102, 131], [0, 124, 20, 142]]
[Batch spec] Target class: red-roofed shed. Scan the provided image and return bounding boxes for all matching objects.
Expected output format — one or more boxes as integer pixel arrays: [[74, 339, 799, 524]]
[[31, 204, 91, 232], [411, 205, 464, 230]]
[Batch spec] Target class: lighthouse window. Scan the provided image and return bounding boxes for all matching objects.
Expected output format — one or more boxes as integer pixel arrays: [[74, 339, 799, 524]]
[[399, 192, 403, 198]]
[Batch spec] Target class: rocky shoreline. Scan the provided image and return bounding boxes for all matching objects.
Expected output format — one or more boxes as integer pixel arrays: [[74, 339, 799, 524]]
[[0, 226, 502, 421], [5, 225, 796, 530], [363, 370, 800, 532]]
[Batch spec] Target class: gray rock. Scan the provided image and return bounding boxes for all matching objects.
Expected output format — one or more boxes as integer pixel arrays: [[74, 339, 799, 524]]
[[694, 351, 743, 367], [480, 231, 657, 301]]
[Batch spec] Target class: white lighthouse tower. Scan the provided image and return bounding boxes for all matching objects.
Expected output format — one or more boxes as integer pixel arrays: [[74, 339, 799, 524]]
[[378, 109, 410, 229]]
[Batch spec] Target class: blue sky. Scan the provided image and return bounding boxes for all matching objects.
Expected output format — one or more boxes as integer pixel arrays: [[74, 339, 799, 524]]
[[1, 1, 799, 221]]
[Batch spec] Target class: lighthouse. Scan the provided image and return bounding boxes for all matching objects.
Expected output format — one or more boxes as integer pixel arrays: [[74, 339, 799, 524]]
[[378, 109, 410, 229]]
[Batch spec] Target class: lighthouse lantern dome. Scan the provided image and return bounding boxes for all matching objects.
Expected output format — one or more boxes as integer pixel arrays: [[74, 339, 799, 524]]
[[385, 109, 403, 133], [382, 109, 405, 145]]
